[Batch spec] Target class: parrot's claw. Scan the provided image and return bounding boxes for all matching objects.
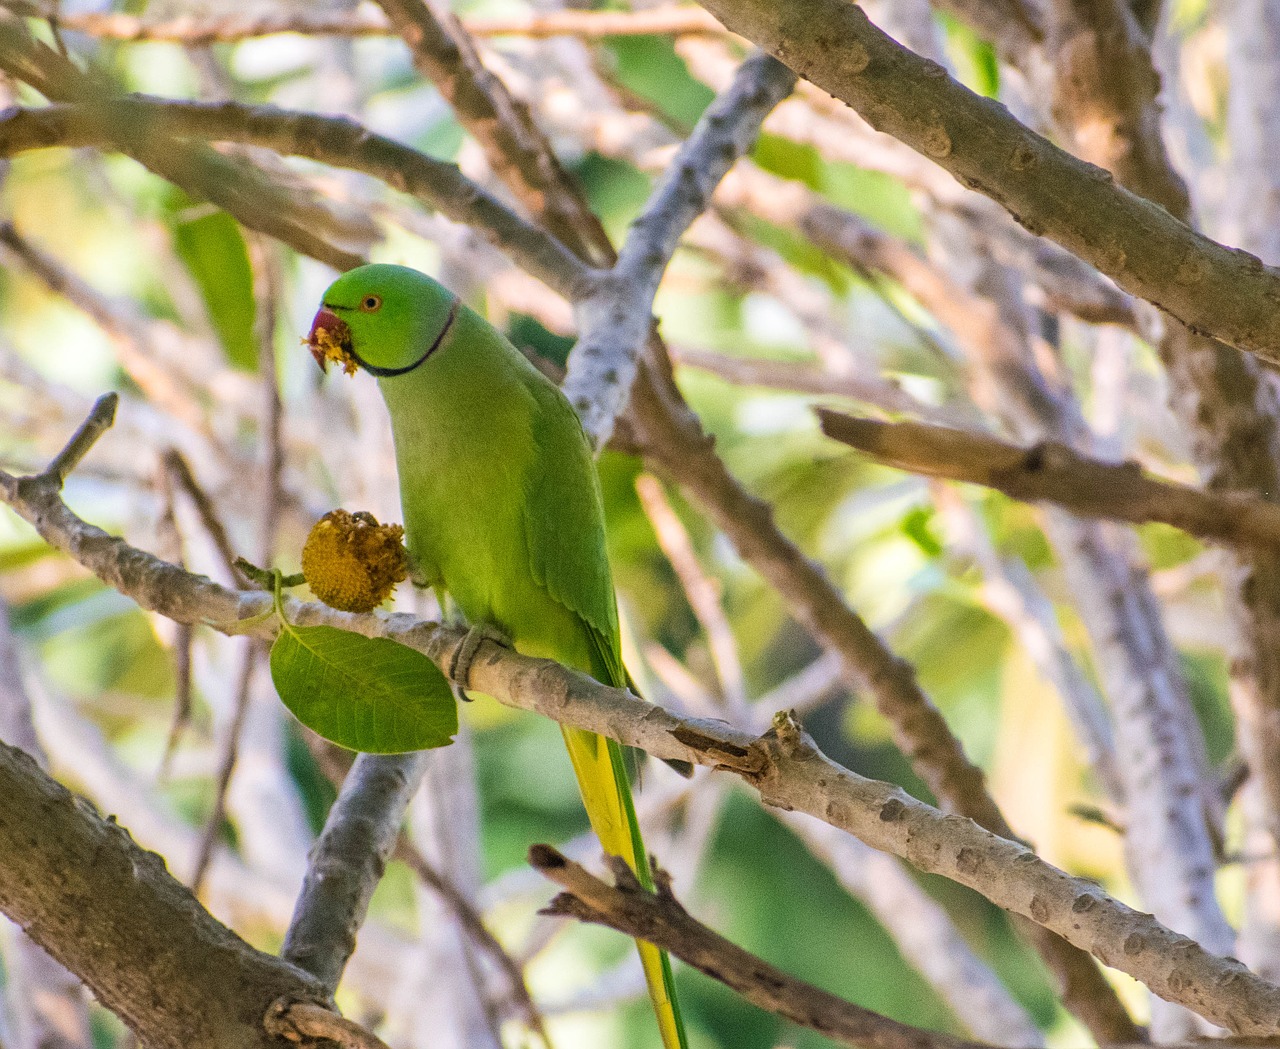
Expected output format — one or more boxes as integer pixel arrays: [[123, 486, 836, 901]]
[[449, 622, 510, 699]]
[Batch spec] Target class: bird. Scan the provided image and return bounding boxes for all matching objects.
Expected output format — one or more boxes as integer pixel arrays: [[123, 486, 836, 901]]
[[307, 262, 687, 1049]]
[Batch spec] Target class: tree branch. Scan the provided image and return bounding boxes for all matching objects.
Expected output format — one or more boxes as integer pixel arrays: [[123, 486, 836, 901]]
[[532, 845, 984, 1049], [0, 98, 593, 303], [0, 732, 330, 1049], [0, 16, 370, 271], [689, 0, 1280, 365], [264, 1000, 395, 1049], [281, 753, 429, 994], [1, 402, 1266, 1032], [818, 409, 1280, 552], [32, 5, 729, 44], [565, 49, 796, 448], [932, 489, 1122, 804], [778, 810, 1044, 1046], [671, 346, 945, 418], [373, 0, 616, 267]]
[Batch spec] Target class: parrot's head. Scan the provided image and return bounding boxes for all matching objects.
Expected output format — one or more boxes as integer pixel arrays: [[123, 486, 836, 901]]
[[307, 263, 459, 378]]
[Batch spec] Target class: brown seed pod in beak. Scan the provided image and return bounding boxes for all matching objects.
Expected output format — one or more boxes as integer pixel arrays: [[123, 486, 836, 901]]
[[306, 308, 358, 375]]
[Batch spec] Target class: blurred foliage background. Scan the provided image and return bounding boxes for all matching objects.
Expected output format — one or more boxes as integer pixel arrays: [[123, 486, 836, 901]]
[[0, 0, 1250, 1046]]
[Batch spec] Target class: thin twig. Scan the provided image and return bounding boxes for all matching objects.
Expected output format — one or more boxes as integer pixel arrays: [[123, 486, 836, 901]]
[[248, 233, 285, 568], [154, 463, 193, 782], [671, 346, 947, 417], [163, 450, 245, 584], [533, 845, 983, 1049], [393, 839, 551, 1047], [189, 641, 258, 897], [635, 473, 748, 717], [41, 393, 118, 486]]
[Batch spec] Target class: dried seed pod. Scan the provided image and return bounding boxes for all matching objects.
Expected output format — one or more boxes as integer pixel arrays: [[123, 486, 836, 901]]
[[305, 310, 358, 376], [301, 509, 408, 613]]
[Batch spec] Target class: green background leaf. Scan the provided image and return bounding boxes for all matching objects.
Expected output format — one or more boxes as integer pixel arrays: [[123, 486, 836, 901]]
[[270, 624, 457, 753], [165, 188, 259, 371]]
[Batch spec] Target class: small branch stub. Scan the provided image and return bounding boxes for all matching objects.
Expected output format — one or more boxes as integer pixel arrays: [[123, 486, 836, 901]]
[[264, 999, 395, 1049]]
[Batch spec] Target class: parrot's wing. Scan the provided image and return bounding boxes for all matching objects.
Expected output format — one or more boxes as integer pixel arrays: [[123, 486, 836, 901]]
[[518, 371, 690, 1049], [520, 375, 625, 684]]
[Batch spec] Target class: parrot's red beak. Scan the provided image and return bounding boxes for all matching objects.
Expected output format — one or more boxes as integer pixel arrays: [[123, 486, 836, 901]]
[[306, 307, 357, 375]]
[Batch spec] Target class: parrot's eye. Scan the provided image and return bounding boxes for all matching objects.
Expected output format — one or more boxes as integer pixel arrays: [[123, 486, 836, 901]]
[[360, 295, 383, 312]]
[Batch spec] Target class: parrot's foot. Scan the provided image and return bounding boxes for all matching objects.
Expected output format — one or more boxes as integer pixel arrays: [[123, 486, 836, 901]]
[[449, 622, 510, 700]]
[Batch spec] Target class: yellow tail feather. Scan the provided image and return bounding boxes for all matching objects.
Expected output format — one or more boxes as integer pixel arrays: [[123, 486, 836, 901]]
[[561, 726, 688, 1049]]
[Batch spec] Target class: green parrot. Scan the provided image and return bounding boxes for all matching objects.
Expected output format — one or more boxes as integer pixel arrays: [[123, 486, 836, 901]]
[[307, 263, 688, 1049]]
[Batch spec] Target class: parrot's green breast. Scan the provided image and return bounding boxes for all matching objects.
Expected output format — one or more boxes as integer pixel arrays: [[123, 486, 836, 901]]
[[376, 304, 615, 681]]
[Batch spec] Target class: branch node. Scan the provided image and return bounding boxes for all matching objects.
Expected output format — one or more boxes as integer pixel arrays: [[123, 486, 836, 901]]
[[768, 709, 814, 758], [264, 999, 393, 1049], [605, 852, 643, 892], [263, 997, 308, 1043]]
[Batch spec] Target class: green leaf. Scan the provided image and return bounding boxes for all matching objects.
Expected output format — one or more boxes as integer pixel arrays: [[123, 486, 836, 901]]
[[270, 624, 457, 753], [902, 506, 943, 558], [165, 190, 258, 371]]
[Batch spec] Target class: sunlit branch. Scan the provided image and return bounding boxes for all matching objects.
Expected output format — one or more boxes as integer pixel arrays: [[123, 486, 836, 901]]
[[373, 0, 616, 267], [690, 0, 1280, 365], [32, 5, 728, 44], [1, 400, 1270, 1033], [0, 98, 593, 302], [0, 17, 369, 271], [818, 409, 1280, 552], [565, 50, 796, 448]]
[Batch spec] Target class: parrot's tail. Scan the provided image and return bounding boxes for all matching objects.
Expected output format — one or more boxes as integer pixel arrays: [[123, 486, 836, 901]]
[[561, 725, 689, 1049]]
